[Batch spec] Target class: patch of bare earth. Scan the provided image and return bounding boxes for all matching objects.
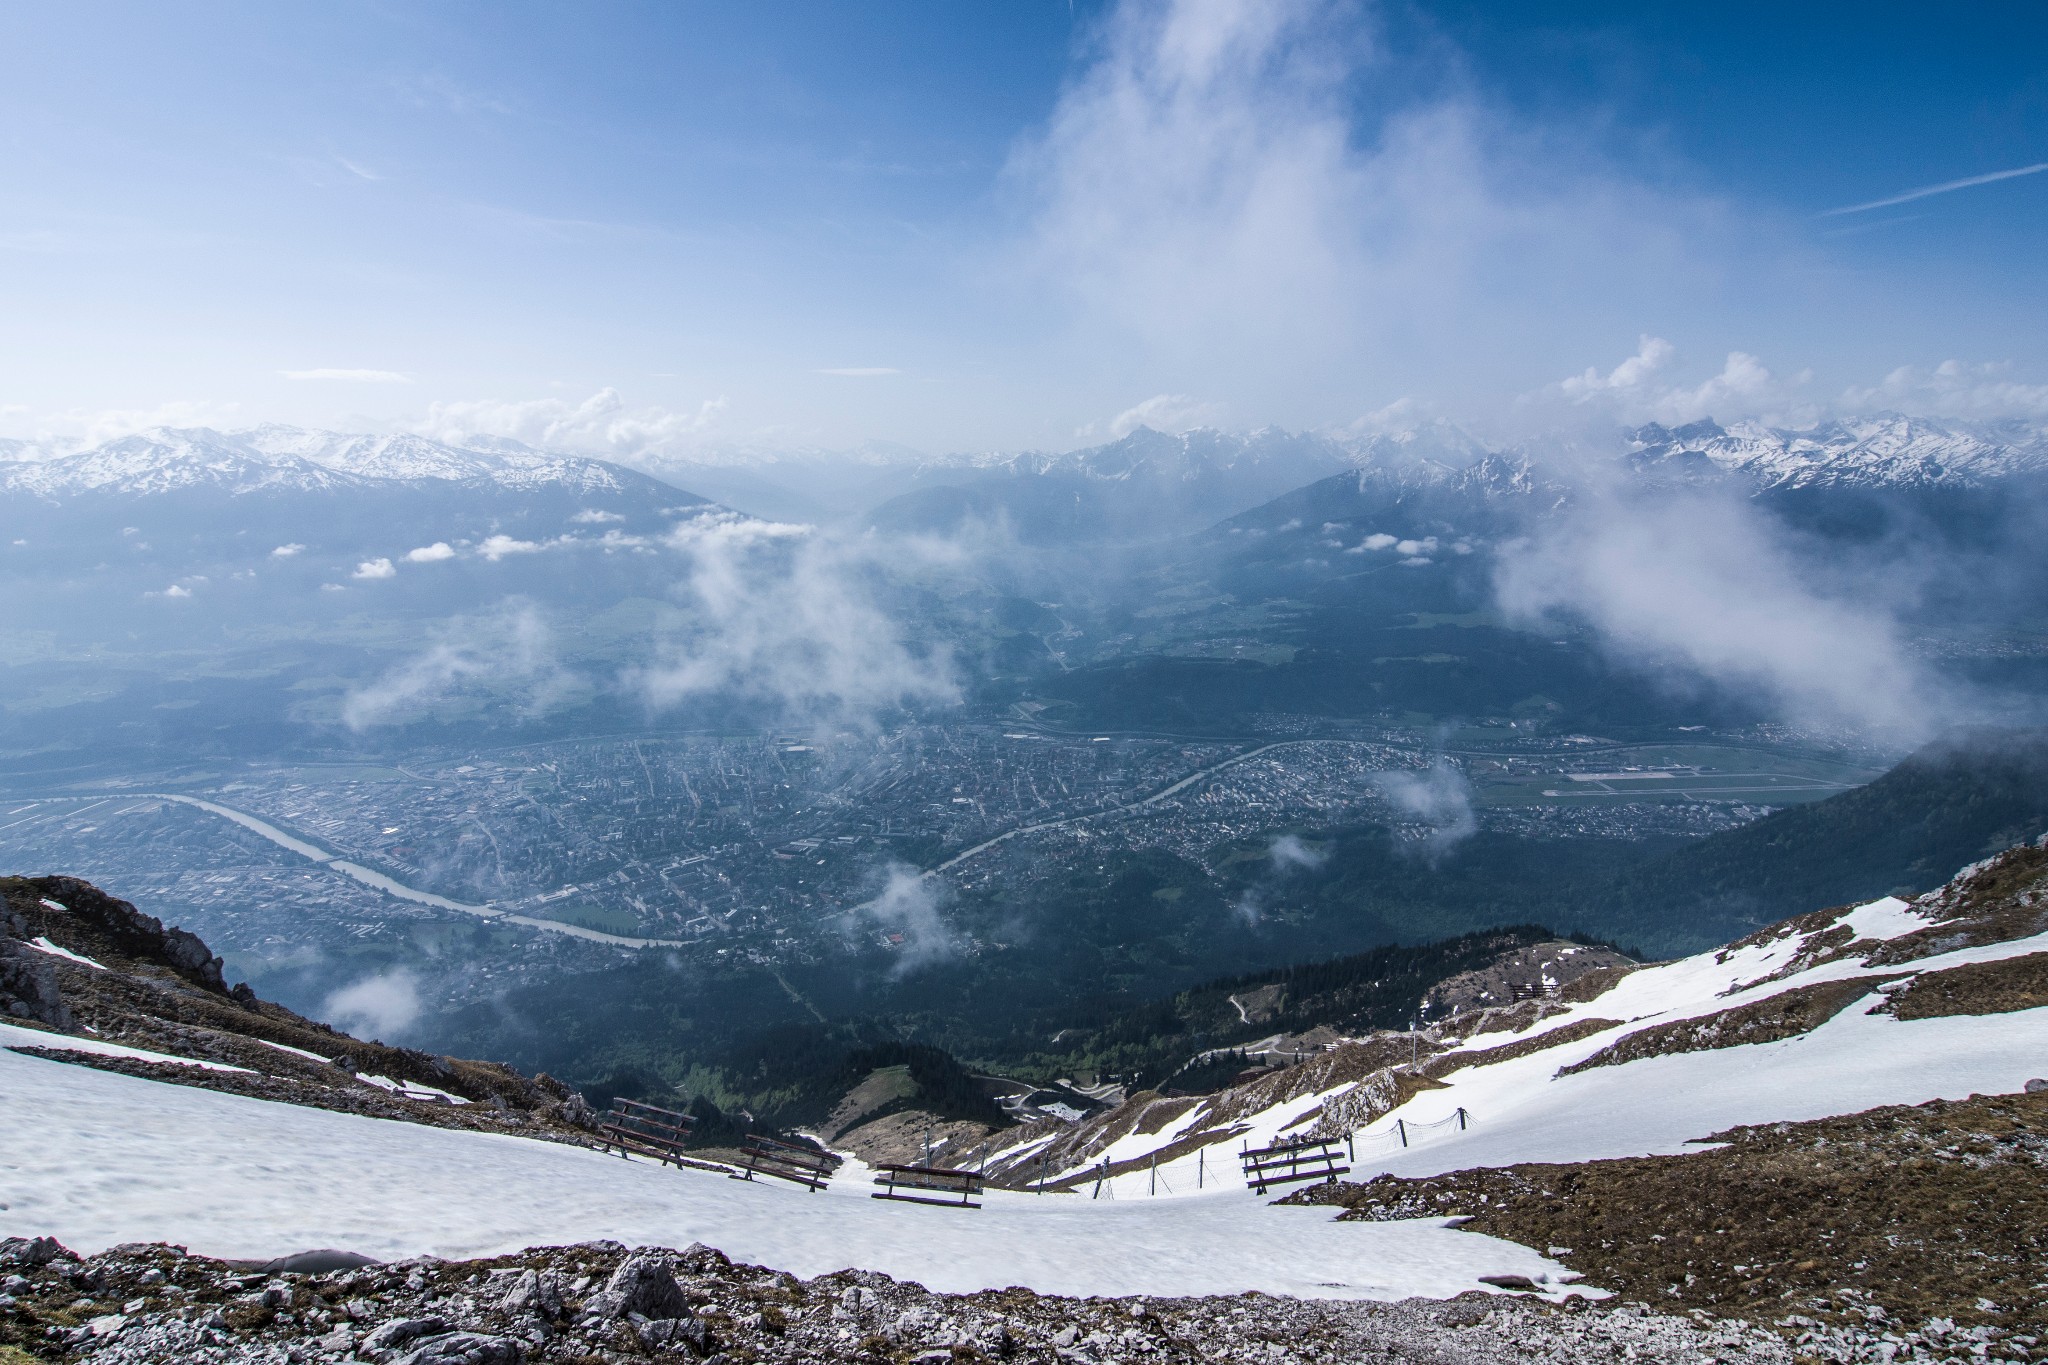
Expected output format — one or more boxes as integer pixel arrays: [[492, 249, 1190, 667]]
[[1289, 1089, 2048, 1343], [1877, 951, 2048, 1020], [1556, 978, 1897, 1077]]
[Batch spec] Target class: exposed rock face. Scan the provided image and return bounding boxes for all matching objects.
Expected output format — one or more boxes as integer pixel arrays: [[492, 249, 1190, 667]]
[[1423, 941, 1638, 1020], [20, 876, 227, 993], [0, 938, 73, 1028], [584, 1253, 690, 1320], [0, 875, 599, 1144]]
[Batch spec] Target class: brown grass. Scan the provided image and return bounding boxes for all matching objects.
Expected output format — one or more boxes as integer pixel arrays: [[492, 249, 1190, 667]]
[[1290, 1088, 2048, 1333]]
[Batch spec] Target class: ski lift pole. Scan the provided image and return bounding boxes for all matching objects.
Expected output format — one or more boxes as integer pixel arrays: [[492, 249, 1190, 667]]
[[1396, 1119, 1408, 1148], [1149, 1153, 1157, 1197]]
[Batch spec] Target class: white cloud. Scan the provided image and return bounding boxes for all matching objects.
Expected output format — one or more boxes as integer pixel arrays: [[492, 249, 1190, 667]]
[[571, 509, 624, 524], [1559, 335, 1676, 399], [405, 542, 457, 563], [1841, 359, 2048, 420], [281, 368, 411, 383], [855, 864, 958, 975], [1495, 488, 1943, 738], [1370, 758, 1477, 858], [1092, 393, 1224, 440], [270, 543, 304, 557], [1545, 338, 1813, 425], [478, 535, 542, 560], [322, 968, 421, 1041], [631, 512, 959, 727], [414, 387, 727, 459], [1007, 0, 1739, 420], [158, 584, 192, 599], [4, 399, 244, 452], [1268, 834, 1326, 872], [352, 557, 397, 580]]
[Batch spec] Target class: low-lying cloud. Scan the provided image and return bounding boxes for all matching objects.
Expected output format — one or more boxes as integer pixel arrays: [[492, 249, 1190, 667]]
[[632, 513, 959, 727], [1268, 833, 1327, 872], [321, 967, 422, 1042], [1494, 487, 1944, 738], [1371, 757, 1477, 858], [342, 601, 575, 729], [855, 864, 958, 975]]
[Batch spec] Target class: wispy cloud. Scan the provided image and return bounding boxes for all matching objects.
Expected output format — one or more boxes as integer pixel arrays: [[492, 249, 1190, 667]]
[[281, 368, 412, 383], [1495, 487, 1946, 738], [854, 863, 959, 975], [631, 512, 959, 727], [343, 601, 576, 729], [1008, 0, 1742, 417], [1823, 161, 2048, 216], [817, 367, 900, 377]]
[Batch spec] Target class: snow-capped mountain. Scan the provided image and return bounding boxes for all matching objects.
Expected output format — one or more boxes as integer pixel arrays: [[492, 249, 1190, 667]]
[[0, 426, 659, 500], [1626, 414, 2048, 490]]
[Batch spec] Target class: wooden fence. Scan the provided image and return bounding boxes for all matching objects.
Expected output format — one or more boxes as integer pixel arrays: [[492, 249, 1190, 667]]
[[598, 1098, 696, 1167], [732, 1135, 842, 1192], [1238, 1137, 1350, 1195], [871, 1162, 985, 1209]]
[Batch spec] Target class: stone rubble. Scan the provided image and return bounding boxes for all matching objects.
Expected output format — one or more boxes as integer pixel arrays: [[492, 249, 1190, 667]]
[[3, 1233, 2012, 1364]]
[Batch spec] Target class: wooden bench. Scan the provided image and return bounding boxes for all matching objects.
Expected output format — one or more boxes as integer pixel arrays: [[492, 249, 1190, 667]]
[[598, 1098, 696, 1167], [871, 1163, 985, 1209], [732, 1135, 842, 1192], [1239, 1138, 1350, 1194]]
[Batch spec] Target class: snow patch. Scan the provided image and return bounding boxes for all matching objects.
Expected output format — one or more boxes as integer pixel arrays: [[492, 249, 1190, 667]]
[[26, 937, 107, 971]]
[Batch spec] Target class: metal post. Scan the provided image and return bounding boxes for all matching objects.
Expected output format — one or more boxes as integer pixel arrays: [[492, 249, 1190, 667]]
[[1198, 1149, 1204, 1189], [1149, 1153, 1157, 1197], [1347, 1133, 1355, 1163], [1396, 1119, 1407, 1148], [1456, 1106, 1468, 1130]]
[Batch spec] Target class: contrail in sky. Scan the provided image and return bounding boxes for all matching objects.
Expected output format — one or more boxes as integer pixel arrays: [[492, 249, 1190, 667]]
[[1823, 161, 2048, 216]]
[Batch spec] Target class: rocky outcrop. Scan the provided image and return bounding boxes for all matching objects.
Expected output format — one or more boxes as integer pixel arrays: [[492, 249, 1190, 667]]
[[0, 1233, 1838, 1364], [0, 938, 73, 1029]]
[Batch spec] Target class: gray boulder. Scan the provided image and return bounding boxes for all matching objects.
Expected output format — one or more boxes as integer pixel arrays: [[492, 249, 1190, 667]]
[[393, 1333, 524, 1365], [585, 1253, 690, 1320], [0, 941, 72, 1030], [361, 1316, 448, 1356], [496, 1268, 562, 1319], [0, 1236, 70, 1268]]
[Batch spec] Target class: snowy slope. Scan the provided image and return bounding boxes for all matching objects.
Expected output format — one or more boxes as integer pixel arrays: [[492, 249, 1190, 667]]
[[1007, 850, 2048, 1202], [0, 1042, 1572, 1302]]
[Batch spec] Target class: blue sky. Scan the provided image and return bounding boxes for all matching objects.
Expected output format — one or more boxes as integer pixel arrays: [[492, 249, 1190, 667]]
[[1, 0, 2043, 456]]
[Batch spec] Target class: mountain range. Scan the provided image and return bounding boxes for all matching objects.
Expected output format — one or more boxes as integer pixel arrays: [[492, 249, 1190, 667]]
[[9, 411, 2045, 521]]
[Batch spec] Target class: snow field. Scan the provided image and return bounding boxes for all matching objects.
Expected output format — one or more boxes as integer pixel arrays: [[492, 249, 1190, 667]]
[[0, 1044, 1573, 1302], [1071, 895, 2048, 1198]]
